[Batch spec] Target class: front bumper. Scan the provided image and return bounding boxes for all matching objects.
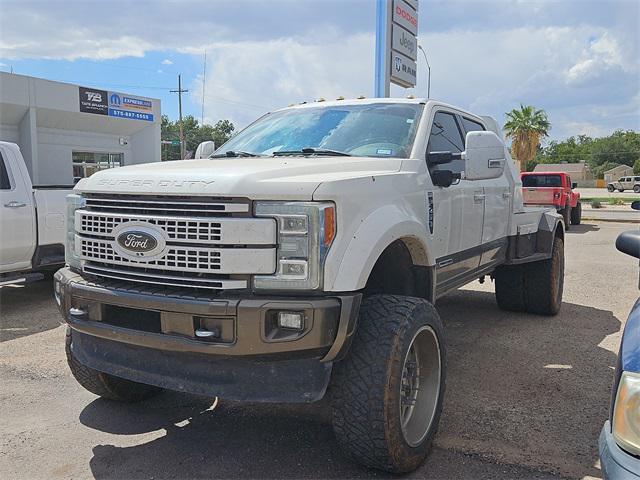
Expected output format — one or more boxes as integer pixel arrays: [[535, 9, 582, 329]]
[[54, 268, 361, 402], [599, 421, 640, 479]]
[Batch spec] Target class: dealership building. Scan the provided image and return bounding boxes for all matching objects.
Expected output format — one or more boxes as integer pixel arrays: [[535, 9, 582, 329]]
[[0, 72, 161, 185]]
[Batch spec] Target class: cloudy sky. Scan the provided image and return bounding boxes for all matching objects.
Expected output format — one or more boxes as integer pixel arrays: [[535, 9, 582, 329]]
[[0, 0, 638, 141]]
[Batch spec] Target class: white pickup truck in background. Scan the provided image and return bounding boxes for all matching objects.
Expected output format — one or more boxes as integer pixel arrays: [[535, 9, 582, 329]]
[[0, 141, 72, 285]]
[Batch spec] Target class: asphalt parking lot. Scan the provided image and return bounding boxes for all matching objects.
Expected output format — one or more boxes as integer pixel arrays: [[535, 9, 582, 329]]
[[0, 221, 637, 480]]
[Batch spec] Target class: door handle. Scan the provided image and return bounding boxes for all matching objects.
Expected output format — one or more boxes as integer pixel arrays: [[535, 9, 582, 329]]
[[473, 194, 485, 203], [502, 191, 512, 198], [4, 201, 27, 208]]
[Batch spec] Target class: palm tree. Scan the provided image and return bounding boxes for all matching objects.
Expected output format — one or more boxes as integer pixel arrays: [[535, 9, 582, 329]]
[[504, 105, 550, 172]]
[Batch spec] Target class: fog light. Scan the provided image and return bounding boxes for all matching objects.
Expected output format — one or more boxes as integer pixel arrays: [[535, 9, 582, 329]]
[[277, 311, 304, 330]]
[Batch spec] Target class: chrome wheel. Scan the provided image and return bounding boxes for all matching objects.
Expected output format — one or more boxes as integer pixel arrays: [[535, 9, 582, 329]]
[[399, 325, 441, 447]]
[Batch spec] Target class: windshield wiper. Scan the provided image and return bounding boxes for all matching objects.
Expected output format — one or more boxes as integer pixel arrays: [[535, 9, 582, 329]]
[[210, 150, 264, 158], [273, 147, 351, 157]]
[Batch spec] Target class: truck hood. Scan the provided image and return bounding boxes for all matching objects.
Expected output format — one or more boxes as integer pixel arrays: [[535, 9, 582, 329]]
[[77, 157, 403, 200]]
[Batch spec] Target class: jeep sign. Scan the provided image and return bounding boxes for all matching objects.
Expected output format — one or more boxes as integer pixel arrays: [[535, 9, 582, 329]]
[[392, 23, 417, 61]]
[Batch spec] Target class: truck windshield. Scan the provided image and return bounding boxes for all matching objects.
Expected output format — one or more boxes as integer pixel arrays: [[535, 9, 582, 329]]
[[522, 175, 562, 187], [214, 103, 424, 159]]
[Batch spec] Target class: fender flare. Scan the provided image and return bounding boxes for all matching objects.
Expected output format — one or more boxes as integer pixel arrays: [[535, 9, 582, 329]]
[[326, 204, 432, 292]]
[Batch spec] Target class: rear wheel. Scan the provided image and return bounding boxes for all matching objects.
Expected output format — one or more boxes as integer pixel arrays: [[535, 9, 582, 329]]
[[570, 202, 582, 225], [331, 295, 446, 473], [65, 328, 163, 402], [494, 236, 564, 316], [634, 185, 640, 194]]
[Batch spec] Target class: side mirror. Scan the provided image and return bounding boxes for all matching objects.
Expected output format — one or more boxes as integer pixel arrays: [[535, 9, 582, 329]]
[[428, 151, 462, 165], [195, 141, 216, 159], [632, 201, 640, 211], [463, 131, 506, 181], [431, 170, 461, 188], [616, 230, 640, 259], [572, 182, 578, 189]]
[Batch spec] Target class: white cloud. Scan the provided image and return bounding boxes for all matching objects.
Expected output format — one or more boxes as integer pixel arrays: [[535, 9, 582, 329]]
[[189, 25, 638, 140], [188, 31, 374, 127], [0, 1, 637, 140], [565, 33, 627, 84]]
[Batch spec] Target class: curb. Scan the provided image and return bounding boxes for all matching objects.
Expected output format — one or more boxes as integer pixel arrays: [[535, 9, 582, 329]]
[[582, 217, 640, 224]]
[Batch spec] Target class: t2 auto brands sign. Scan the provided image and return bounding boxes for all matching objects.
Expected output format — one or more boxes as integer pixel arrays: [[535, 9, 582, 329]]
[[79, 87, 154, 121], [390, 0, 418, 88], [79, 87, 108, 115]]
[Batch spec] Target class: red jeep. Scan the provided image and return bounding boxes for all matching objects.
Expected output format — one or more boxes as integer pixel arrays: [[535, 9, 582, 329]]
[[521, 172, 582, 229]]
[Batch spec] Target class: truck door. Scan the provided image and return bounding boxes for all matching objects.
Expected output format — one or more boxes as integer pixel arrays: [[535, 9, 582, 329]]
[[0, 148, 36, 272], [460, 117, 510, 268], [427, 111, 484, 288]]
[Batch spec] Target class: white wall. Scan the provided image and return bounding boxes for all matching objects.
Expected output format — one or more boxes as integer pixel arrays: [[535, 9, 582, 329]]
[[0, 125, 19, 143], [129, 123, 161, 165], [37, 127, 131, 184]]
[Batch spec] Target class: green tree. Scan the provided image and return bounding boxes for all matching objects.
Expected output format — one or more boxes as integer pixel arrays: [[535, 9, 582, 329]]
[[161, 115, 235, 160], [634, 158, 640, 175], [535, 130, 640, 176], [504, 105, 551, 172]]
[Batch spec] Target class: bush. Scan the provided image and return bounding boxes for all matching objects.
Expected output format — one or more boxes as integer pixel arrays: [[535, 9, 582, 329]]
[[591, 200, 602, 209], [609, 198, 625, 206]]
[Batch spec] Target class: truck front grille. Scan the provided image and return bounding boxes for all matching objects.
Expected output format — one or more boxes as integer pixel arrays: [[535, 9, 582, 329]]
[[76, 195, 277, 290], [79, 213, 222, 243], [84, 194, 249, 217]]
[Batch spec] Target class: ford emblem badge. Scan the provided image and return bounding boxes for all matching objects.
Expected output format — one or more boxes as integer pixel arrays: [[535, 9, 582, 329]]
[[116, 231, 158, 253]]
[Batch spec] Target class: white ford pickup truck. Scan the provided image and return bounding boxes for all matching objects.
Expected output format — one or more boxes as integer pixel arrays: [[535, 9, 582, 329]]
[[0, 141, 71, 285], [55, 98, 564, 473]]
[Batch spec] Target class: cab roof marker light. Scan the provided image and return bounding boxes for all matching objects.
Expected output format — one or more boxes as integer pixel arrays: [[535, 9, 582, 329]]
[[336, 96, 345, 101], [357, 95, 366, 99], [317, 98, 325, 102]]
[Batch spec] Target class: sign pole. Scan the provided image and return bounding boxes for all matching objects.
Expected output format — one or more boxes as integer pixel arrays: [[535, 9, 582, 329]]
[[374, 0, 391, 98]]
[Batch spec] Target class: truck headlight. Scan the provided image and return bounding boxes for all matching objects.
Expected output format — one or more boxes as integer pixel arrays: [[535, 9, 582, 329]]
[[613, 371, 640, 456], [254, 202, 336, 290], [65, 194, 86, 270]]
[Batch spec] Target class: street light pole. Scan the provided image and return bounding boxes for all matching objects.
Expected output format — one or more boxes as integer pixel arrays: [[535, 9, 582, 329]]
[[418, 45, 431, 99]]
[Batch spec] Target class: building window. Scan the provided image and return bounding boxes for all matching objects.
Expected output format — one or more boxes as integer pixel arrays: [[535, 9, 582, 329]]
[[72, 152, 123, 182]]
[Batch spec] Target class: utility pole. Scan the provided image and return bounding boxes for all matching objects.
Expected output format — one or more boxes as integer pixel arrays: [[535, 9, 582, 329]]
[[201, 51, 206, 126], [171, 74, 189, 159]]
